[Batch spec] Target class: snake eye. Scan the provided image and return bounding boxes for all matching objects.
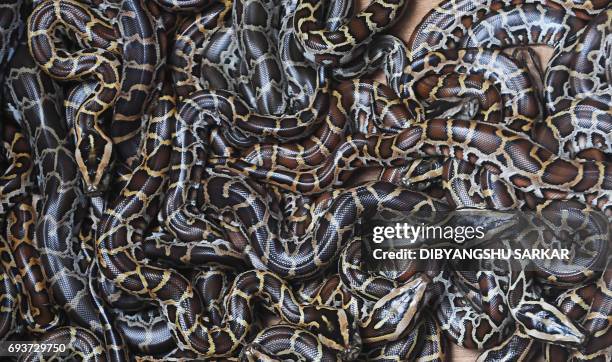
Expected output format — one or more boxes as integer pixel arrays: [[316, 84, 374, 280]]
[[534, 320, 544, 330]]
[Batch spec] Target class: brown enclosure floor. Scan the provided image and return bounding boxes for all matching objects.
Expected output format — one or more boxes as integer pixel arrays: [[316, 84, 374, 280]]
[[354, 0, 553, 360]]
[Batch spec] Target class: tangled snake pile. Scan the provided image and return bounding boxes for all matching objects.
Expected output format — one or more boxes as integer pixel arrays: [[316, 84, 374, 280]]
[[0, 0, 610, 360]]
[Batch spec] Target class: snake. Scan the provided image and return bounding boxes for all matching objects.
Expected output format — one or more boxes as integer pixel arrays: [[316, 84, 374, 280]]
[[413, 74, 523, 210], [95, 74, 356, 357], [0, 0, 23, 74], [566, 7, 611, 103], [393, 48, 542, 132], [544, 282, 598, 360], [0, 112, 31, 217], [441, 158, 495, 209], [112, 0, 165, 168], [364, 311, 446, 362], [453, 2, 609, 170], [416, 73, 503, 124], [437, 191, 607, 350], [176, 71, 331, 149], [277, 0, 325, 111], [412, 155, 522, 211], [159, 75, 333, 244], [152, 0, 216, 12], [233, 79, 414, 173], [433, 257, 516, 350], [477, 325, 540, 362], [545, 6, 612, 115], [95, 76, 179, 358], [240, 324, 346, 362], [502, 227, 595, 347], [447, 4, 611, 197], [218, 48, 549, 187], [233, 0, 286, 115], [4, 195, 62, 334], [170, 1, 234, 99], [348, 35, 544, 131], [408, 0, 608, 64], [158, 80, 237, 242], [0, 0, 608, 360], [336, 239, 438, 347], [202, 168, 448, 279], [410, 62, 541, 211], [486, 196, 607, 355], [433, 236, 587, 351], [0, 215, 20, 341], [169, 0, 333, 119], [20, 326, 106, 362], [141, 227, 246, 268], [533, 97, 612, 161], [293, 271, 443, 361], [524, 200, 609, 287], [296, 250, 437, 358], [101, 161, 447, 355], [100, 236, 362, 359], [27, 0, 121, 193], [114, 307, 176, 356], [293, 0, 408, 66], [342, 228, 507, 352], [569, 254, 612, 361], [344, 202, 604, 353], [460, 3, 588, 51], [458, 3, 588, 111], [5, 40, 128, 362], [219, 117, 612, 216], [229, 77, 483, 203], [513, 46, 547, 98]]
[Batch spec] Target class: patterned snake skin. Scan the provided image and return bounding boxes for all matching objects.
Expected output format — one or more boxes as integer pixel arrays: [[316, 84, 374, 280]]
[[0, 0, 608, 360]]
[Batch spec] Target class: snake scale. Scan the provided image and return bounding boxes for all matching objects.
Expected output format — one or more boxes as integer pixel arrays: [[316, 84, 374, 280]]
[[0, 0, 608, 360]]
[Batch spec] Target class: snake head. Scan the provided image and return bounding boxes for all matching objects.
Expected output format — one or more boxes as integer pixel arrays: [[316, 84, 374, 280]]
[[360, 274, 430, 345], [309, 306, 361, 360], [74, 123, 113, 194], [513, 300, 586, 347], [239, 343, 277, 362], [339, 335, 361, 362]]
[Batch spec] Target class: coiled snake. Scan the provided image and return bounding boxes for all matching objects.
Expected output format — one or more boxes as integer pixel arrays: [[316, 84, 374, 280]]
[[0, 0, 610, 360]]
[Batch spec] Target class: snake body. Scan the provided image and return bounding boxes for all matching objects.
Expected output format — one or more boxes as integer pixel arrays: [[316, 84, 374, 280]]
[[0, 114, 31, 216], [294, 0, 408, 66], [0, 0, 610, 360], [112, 0, 165, 167], [202, 171, 448, 278], [545, 7, 612, 114], [0, 0, 23, 75], [6, 40, 128, 362], [461, 4, 587, 50], [233, 0, 286, 114], [5, 195, 61, 334], [28, 0, 121, 193], [21, 326, 106, 362], [241, 325, 343, 361], [222, 118, 612, 213], [0, 259, 18, 340], [0, 3, 27, 337]]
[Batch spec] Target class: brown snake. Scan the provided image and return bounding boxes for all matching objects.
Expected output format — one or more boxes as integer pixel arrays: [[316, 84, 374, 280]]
[[1, 0, 610, 360]]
